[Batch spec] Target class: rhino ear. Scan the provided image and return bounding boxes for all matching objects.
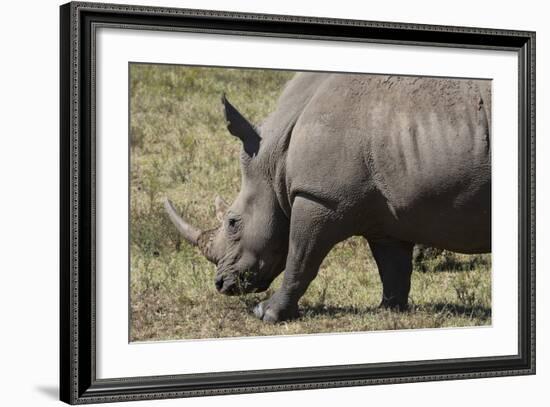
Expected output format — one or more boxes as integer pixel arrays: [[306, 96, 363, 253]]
[[214, 195, 230, 222], [221, 93, 261, 157]]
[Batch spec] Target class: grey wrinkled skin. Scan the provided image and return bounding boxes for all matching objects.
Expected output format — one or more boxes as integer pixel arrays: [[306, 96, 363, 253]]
[[165, 73, 491, 323]]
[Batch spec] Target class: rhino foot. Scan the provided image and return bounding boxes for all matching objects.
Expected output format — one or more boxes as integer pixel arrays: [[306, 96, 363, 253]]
[[379, 298, 410, 312], [253, 297, 299, 323]]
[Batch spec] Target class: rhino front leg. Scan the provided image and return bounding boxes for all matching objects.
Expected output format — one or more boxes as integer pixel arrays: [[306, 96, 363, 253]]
[[254, 196, 341, 323], [368, 240, 414, 311]]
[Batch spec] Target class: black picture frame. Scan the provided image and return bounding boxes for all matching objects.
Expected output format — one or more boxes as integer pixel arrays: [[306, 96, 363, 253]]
[[60, 1, 536, 404]]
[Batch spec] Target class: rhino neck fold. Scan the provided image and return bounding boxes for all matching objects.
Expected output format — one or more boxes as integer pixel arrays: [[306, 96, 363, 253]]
[[260, 124, 297, 221], [261, 137, 291, 220]]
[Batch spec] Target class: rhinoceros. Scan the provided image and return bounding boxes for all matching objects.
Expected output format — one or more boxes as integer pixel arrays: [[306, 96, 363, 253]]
[[164, 72, 491, 323]]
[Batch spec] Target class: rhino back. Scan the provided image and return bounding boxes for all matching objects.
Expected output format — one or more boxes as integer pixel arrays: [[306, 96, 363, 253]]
[[283, 73, 491, 253], [260, 72, 329, 144]]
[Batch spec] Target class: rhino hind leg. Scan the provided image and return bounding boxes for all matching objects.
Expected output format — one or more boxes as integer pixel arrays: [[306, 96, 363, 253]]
[[368, 239, 414, 311]]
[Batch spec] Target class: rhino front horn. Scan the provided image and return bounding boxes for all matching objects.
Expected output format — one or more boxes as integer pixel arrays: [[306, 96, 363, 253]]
[[163, 198, 202, 246]]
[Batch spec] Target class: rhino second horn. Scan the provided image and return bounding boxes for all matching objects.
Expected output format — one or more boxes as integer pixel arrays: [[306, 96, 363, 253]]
[[163, 198, 202, 246], [214, 195, 229, 221]]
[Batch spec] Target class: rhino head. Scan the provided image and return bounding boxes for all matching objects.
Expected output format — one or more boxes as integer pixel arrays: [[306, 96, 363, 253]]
[[164, 95, 289, 295]]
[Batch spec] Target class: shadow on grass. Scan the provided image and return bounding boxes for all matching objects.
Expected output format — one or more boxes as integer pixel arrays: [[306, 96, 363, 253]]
[[300, 304, 381, 318], [293, 302, 491, 320], [427, 302, 492, 320], [241, 300, 381, 320]]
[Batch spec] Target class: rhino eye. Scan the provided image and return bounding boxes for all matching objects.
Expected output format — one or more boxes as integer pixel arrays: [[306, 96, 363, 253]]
[[226, 216, 240, 235]]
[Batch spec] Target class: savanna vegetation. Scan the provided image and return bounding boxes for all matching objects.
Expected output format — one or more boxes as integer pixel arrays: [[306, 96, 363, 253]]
[[129, 64, 491, 342]]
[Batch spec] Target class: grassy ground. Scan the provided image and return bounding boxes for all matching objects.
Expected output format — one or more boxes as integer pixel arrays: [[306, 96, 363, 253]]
[[129, 63, 491, 342]]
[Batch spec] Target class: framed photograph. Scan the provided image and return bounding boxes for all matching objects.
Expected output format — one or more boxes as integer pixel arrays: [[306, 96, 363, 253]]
[[60, 1, 535, 404]]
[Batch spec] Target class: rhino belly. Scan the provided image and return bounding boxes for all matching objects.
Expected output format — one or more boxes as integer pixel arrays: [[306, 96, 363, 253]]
[[384, 182, 491, 254]]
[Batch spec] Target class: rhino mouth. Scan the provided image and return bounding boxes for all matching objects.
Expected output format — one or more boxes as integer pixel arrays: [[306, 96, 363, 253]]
[[215, 274, 237, 295], [215, 273, 270, 296]]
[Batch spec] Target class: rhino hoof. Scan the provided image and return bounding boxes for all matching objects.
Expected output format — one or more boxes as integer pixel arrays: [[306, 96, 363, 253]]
[[253, 302, 266, 319], [253, 300, 298, 323], [252, 302, 278, 323], [380, 299, 410, 312]]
